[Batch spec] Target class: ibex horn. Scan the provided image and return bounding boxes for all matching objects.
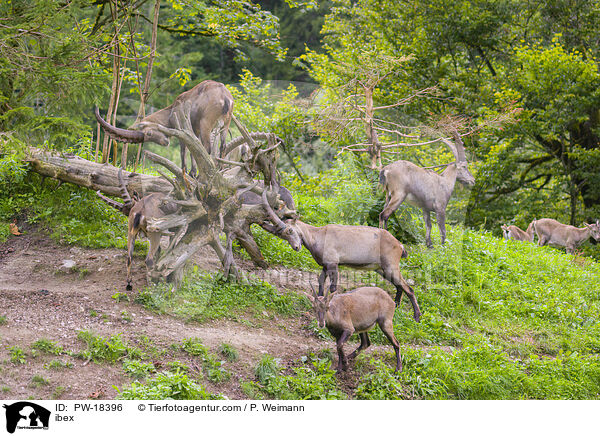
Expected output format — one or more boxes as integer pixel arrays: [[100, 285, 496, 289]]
[[94, 106, 145, 144], [261, 190, 287, 232]]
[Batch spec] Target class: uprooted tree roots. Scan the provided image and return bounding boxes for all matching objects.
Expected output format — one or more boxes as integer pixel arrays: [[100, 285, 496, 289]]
[[26, 114, 297, 287]]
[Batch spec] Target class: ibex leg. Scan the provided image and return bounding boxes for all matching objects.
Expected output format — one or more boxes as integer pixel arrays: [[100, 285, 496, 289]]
[[335, 329, 352, 373], [379, 319, 402, 372], [379, 192, 406, 229], [318, 268, 327, 296], [348, 332, 371, 360], [436, 210, 447, 245], [423, 210, 433, 248]]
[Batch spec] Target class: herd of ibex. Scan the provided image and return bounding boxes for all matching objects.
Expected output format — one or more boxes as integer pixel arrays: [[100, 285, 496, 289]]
[[502, 218, 600, 254], [95, 79, 599, 374]]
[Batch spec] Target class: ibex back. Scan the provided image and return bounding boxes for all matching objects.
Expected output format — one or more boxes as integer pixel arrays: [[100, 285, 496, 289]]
[[534, 218, 600, 254], [282, 219, 421, 322], [95, 80, 234, 172]]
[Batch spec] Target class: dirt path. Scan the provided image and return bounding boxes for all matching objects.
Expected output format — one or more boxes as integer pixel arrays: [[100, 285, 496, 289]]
[[0, 229, 389, 399]]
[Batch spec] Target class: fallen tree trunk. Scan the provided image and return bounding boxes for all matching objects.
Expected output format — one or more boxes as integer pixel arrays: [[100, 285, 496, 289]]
[[24, 121, 298, 289], [26, 148, 172, 197]]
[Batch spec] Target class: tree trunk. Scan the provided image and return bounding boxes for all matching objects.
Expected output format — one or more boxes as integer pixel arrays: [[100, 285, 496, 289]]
[[24, 124, 295, 288]]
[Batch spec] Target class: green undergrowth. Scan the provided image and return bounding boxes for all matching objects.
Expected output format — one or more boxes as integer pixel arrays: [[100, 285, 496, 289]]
[[242, 353, 346, 400], [353, 346, 600, 400], [115, 370, 224, 400], [235, 225, 319, 270], [76, 330, 143, 363], [135, 269, 309, 323]]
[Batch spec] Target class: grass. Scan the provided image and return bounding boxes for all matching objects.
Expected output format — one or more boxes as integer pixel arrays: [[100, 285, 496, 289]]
[[31, 338, 64, 355], [115, 371, 224, 400], [30, 375, 50, 388], [181, 338, 231, 383], [135, 269, 309, 323], [122, 359, 156, 380], [246, 354, 346, 400], [76, 330, 142, 363], [219, 343, 239, 362], [9, 346, 26, 364]]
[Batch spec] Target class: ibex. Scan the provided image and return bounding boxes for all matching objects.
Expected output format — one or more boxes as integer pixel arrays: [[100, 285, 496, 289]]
[[95, 80, 234, 172], [97, 170, 179, 290], [279, 219, 420, 321], [501, 219, 536, 242], [304, 286, 403, 373], [379, 131, 475, 247], [534, 218, 600, 254]]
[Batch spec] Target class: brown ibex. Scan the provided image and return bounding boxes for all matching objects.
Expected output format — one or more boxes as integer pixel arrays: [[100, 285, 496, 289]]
[[534, 218, 600, 254], [95, 80, 234, 172], [379, 131, 475, 247], [279, 219, 420, 321], [304, 286, 403, 373], [501, 219, 536, 242], [97, 170, 179, 290]]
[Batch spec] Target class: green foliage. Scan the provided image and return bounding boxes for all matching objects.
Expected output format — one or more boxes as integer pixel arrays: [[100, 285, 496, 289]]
[[30, 375, 50, 388], [9, 346, 26, 364], [45, 360, 73, 371], [122, 359, 156, 380], [254, 354, 280, 385], [248, 355, 346, 400], [0, 315, 6, 326], [136, 270, 308, 323], [219, 343, 239, 362], [0, 0, 106, 147], [0, 169, 129, 250], [116, 371, 223, 400], [31, 339, 64, 356], [181, 338, 231, 383], [76, 331, 142, 364], [112, 292, 130, 303]]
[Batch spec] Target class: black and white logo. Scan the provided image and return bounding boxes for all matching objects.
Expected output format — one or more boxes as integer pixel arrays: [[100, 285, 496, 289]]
[[3, 402, 50, 434]]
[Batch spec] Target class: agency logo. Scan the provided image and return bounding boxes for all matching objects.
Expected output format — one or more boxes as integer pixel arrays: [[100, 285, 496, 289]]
[[2, 402, 50, 434]]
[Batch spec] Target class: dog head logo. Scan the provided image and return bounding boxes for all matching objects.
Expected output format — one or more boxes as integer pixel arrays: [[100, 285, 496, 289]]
[[3, 402, 50, 433]]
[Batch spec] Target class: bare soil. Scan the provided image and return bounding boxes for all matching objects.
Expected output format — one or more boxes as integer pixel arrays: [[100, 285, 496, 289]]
[[0, 227, 394, 400]]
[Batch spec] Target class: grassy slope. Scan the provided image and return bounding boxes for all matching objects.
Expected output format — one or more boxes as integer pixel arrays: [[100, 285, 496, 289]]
[[3, 166, 600, 398]]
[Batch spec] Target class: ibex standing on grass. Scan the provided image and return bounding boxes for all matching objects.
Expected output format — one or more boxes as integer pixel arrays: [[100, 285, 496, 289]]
[[95, 80, 234, 172], [279, 219, 421, 321], [379, 131, 475, 247], [305, 286, 403, 373], [534, 218, 600, 254], [501, 220, 536, 242]]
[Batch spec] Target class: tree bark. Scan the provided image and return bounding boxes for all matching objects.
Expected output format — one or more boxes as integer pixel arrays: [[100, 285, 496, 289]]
[[25, 123, 294, 288]]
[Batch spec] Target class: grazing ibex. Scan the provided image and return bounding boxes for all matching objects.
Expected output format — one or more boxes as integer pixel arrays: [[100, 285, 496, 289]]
[[379, 131, 475, 247], [501, 219, 536, 242], [280, 219, 420, 321], [305, 286, 403, 373], [95, 80, 234, 172], [534, 218, 600, 254], [97, 170, 179, 290]]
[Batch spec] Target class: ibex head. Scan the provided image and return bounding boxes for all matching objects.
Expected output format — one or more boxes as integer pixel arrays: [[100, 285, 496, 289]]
[[584, 220, 600, 241], [456, 161, 475, 187], [443, 130, 475, 187], [133, 121, 170, 147], [94, 107, 170, 147], [304, 284, 334, 328], [261, 191, 302, 251]]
